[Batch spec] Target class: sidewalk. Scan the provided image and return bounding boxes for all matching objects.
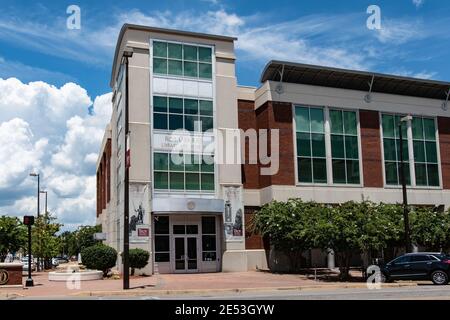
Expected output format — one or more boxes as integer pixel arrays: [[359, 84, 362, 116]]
[[0, 270, 419, 298]]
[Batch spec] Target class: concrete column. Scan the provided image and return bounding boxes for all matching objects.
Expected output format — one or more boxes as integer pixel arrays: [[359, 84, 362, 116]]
[[327, 249, 335, 269]]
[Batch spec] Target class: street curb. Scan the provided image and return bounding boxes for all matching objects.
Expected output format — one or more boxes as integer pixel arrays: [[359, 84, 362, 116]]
[[71, 282, 419, 297], [0, 293, 25, 298]]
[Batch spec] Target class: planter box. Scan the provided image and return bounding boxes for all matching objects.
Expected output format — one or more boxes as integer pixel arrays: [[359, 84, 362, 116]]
[[0, 263, 23, 287]]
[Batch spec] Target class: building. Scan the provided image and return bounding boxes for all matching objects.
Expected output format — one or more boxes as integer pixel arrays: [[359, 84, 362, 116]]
[[96, 24, 450, 274]]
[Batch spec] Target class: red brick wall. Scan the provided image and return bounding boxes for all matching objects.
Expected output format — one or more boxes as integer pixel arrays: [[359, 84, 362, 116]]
[[360, 110, 384, 188], [438, 117, 450, 189], [238, 100, 296, 189], [244, 206, 264, 249], [106, 139, 111, 203], [96, 139, 112, 217]]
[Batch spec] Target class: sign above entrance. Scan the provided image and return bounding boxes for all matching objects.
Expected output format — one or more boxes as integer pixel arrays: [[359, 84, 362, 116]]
[[153, 131, 214, 154], [153, 198, 224, 213]]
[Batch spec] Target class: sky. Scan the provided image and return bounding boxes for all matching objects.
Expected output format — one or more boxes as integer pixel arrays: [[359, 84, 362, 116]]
[[0, 0, 449, 230]]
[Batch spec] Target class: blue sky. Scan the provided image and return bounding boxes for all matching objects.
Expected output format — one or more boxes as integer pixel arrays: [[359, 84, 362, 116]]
[[0, 0, 449, 229]]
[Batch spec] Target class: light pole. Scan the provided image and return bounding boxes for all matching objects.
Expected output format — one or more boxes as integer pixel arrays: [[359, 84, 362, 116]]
[[40, 190, 47, 269], [40, 190, 47, 214], [29, 173, 40, 271], [398, 115, 413, 253], [122, 47, 133, 290]]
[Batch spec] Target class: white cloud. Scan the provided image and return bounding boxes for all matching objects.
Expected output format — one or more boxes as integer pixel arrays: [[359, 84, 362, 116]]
[[375, 19, 425, 44], [413, 0, 425, 8], [0, 77, 111, 228]]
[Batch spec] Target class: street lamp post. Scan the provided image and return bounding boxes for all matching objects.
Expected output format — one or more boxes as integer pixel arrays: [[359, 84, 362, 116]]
[[40, 190, 47, 269], [29, 173, 40, 271], [122, 47, 133, 290], [399, 115, 413, 253]]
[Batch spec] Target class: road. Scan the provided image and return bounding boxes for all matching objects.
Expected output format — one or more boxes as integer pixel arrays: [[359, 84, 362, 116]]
[[5, 284, 450, 300]]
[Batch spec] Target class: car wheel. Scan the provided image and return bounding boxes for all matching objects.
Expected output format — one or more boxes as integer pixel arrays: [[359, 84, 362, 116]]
[[431, 270, 448, 285]]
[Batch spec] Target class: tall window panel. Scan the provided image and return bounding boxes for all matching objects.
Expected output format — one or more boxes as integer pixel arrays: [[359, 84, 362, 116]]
[[153, 152, 215, 192], [412, 117, 439, 187], [381, 114, 410, 186], [153, 41, 213, 80], [329, 109, 360, 184], [153, 96, 213, 132], [295, 106, 327, 183]]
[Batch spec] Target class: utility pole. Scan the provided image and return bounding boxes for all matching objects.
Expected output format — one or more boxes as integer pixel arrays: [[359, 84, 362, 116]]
[[29, 173, 40, 271]]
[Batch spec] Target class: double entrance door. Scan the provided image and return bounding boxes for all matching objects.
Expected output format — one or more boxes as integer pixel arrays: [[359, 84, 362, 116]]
[[174, 235, 198, 272]]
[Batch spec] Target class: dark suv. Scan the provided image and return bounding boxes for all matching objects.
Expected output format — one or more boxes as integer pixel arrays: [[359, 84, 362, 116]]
[[381, 253, 450, 285]]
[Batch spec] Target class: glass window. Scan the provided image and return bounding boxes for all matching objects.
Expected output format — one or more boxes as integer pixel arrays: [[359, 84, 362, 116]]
[[154, 96, 167, 113], [153, 41, 212, 80], [200, 100, 213, 116], [154, 113, 168, 130], [202, 217, 216, 234], [153, 153, 215, 192], [330, 109, 360, 184], [173, 225, 185, 234], [154, 216, 169, 234], [412, 117, 439, 187], [295, 106, 326, 183], [381, 114, 410, 186], [169, 97, 183, 114]]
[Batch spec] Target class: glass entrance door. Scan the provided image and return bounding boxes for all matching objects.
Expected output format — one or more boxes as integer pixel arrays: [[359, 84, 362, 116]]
[[173, 235, 198, 272]]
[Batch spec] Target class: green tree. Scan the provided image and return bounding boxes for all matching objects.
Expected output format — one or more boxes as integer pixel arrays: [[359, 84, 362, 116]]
[[32, 212, 62, 269], [81, 244, 117, 277], [0, 216, 27, 262], [410, 207, 450, 251], [128, 248, 150, 275]]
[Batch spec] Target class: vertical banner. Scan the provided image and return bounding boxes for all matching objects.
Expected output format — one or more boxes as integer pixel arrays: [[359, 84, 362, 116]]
[[129, 183, 150, 243], [222, 185, 244, 241]]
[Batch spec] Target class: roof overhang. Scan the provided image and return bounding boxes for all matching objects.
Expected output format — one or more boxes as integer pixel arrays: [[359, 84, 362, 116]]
[[110, 24, 237, 88], [261, 60, 450, 100]]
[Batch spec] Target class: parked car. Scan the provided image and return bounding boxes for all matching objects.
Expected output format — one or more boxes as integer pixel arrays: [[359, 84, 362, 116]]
[[51, 258, 60, 267], [381, 252, 450, 285], [21, 255, 36, 273], [54, 256, 69, 264]]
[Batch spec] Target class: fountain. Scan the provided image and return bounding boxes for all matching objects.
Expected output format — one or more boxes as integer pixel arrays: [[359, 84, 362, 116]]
[[48, 264, 103, 281]]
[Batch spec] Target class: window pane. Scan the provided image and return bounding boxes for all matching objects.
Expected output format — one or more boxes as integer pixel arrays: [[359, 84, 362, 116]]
[[154, 153, 168, 170], [168, 59, 183, 76], [170, 172, 184, 190], [185, 154, 200, 172], [153, 42, 167, 58], [427, 164, 440, 186], [295, 107, 310, 132], [330, 110, 343, 134], [395, 119, 408, 139], [298, 157, 312, 183], [184, 45, 198, 61], [203, 252, 216, 261], [202, 217, 216, 234], [413, 140, 426, 162], [202, 235, 216, 251], [396, 139, 409, 162], [385, 162, 398, 185], [154, 96, 167, 113], [201, 173, 215, 191], [155, 236, 170, 251], [331, 135, 345, 158], [154, 113, 168, 130], [425, 141, 437, 163], [199, 63, 212, 79], [169, 114, 183, 130], [186, 225, 198, 235], [168, 43, 182, 59], [344, 111, 357, 135], [345, 136, 359, 159], [346, 160, 360, 184], [184, 61, 198, 77], [169, 154, 184, 171], [199, 47, 212, 62], [311, 134, 326, 157], [399, 163, 411, 185], [173, 225, 185, 234], [184, 99, 198, 114], [201, 116, 213, 132], [423, 118, 436, 140], [199, 100, 213, 116], [185, 173, 200, 190], [296, 133, 311, 157], [169, 97, 183, 114], [153, 58, 167, 74], [313, 158, 327, 183], [332, 160, 346, 184], [412, 118, 424, 139], [383, 139, 397, 161], [155, 253, 170, 262], [382, 114, 395, 138], [154, 216, 169, 234], [201, 157, 214, 173], [185, 115, 199, 132], [415, 163, 427, 186], [310, 108, 324, 133], [154, 172, 168, 189]]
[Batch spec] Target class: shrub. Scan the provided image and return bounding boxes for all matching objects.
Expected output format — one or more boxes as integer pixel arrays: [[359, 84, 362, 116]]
[[128, 248, 150, 275], [81, 244, 117, 277]]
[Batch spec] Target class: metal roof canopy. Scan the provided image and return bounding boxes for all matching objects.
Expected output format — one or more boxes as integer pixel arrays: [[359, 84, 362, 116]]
[[261, 60, 450, 100]]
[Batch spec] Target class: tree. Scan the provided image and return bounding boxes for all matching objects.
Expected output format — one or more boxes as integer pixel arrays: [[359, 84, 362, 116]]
[[128, 248, 150, 275], [0, 216, 27, 262], [410, 207, 450, 251], [32, 212, 62, 269], [81, 244, 117, 277]]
